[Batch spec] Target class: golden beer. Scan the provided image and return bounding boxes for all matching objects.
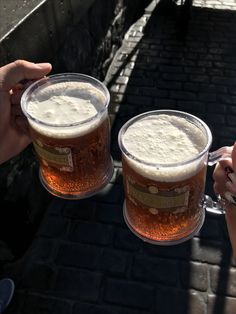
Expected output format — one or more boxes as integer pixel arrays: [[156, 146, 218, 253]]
[[21, 74, 113, 199], [122, 157, 207, 243], [118, 110, 212, 245]]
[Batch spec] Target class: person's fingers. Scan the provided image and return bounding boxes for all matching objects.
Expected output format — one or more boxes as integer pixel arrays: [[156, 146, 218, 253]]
[[11, 91, 23, 105], [213, 178, 227, 194], [213, 182, 222, 194], [11, 89, 26, 105], [213, 172, 226, 196], [231, 142, 236, 172], [227, 172, 236, 185], [11, 80, 37, 105], [11, 79, 36, 94], [212, 147, 234, 199], [0, 122, 31, 163], [217, 159, 235, 186], [226, 180, 236, 195], [225, 202, 236, 213], [0, 60, 52, 91], [11, 104, 23, 117], [14, 116, 30, 136], [218, 158, 233, 172], [215, 146, 236, 195], [213, 162, 229, 182]]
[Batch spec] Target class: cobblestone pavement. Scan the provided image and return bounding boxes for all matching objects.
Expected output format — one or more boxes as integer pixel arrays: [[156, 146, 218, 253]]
[[2, 0, 236, 313]]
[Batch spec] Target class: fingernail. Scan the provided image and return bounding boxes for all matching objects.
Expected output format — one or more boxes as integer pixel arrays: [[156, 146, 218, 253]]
[[225, 166, 233, 173], [36, 63, 52, 68]]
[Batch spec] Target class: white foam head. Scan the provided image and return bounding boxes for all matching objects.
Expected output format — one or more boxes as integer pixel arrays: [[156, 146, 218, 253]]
[[22, 79, 108, 138], [120, 112, 211, 182]]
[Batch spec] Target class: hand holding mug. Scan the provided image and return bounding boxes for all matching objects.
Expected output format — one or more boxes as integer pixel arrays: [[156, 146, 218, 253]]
[[213, 143, 236, 207], [213, 143, 236, 260], [0, 60, 52, 164]]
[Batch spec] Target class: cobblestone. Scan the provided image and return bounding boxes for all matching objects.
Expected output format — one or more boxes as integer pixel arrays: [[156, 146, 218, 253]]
[[23, 294, 72, 314], [132, 255, 178, 285], [68, 221, 114, 245], [210, 265, 236, 296], [55, 268, 103, 301], [208, 294, 236, 314], [104, 278, 154, 309], [180, 261, 209, 292], [155, 288, 207, 314], [2, 0, 236, 313]]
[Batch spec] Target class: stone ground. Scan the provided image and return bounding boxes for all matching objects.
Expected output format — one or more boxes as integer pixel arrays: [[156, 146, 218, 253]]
[[2, 0, 236, 313]]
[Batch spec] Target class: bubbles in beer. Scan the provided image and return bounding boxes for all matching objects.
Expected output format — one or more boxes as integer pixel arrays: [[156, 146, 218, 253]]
[[120, 112, 209, 243]]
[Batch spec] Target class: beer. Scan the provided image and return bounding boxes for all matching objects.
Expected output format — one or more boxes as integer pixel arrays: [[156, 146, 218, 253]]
[[119, 111, 212, 244], [21, 74, 113, 199]]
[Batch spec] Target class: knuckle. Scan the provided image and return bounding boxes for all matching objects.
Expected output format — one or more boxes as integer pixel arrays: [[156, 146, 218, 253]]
[[13, 59, 26, 68]]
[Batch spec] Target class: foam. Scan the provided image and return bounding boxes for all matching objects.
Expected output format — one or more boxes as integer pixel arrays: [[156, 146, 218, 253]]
[[26, 81, 107, 138], [122, 114, 208, 182]]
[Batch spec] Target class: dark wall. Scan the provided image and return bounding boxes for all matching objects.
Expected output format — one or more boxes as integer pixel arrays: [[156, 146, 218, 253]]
[[0, 0, 151, 265], [56, 0, 151, 79]]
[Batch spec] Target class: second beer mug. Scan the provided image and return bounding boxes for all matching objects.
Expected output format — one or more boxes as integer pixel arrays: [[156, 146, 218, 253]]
[[118, 110, 227, 245], [21, 73, 113, 199]]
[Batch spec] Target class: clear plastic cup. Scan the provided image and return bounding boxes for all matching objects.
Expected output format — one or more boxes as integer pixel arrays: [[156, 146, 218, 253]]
[[21, 73, 113, 199], [118, 110, 212, 245]]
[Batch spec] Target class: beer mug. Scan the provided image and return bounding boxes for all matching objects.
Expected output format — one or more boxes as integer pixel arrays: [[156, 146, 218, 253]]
[[21, 73, 113, 199], [118, 110, 230, 245]]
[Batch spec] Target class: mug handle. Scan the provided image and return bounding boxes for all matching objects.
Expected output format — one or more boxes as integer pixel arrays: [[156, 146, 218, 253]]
[[203, 194, 225, 215], [205, 146, 233, 215], [208, 146, 232, 166]]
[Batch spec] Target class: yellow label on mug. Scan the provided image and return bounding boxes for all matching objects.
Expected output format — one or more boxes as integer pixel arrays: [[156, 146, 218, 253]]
[[127, 176, 190, 212], [33, 140, 74, 172]]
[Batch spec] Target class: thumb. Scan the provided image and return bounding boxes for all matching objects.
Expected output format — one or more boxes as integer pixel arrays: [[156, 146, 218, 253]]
[[231, 142, 236, 173], [0, 59, 52, 91]]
